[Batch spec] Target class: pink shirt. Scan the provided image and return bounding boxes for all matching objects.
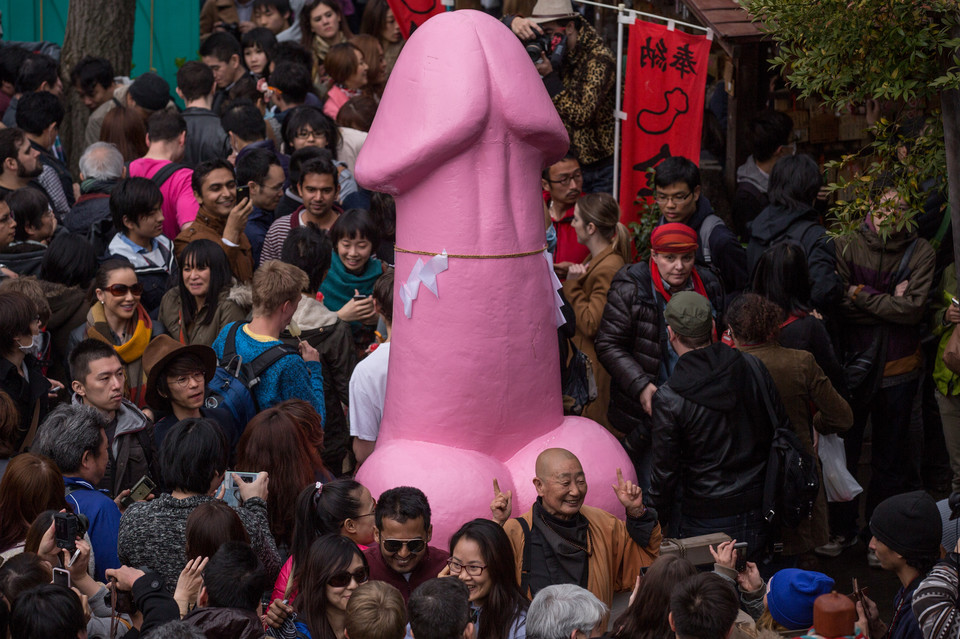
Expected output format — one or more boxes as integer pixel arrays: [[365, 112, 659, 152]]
[[129, 158, 199, 239]]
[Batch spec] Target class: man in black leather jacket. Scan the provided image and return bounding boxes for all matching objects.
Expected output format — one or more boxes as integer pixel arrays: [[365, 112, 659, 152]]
[[649, 292, 777, 557]]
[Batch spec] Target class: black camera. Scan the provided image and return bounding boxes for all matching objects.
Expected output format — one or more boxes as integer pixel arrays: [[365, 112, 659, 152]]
[[54, 512, 89, 551], [525, 34, 565, 70]]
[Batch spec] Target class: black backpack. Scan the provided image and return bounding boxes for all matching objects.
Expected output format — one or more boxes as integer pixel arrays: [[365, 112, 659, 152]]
[[744, 354, 820, 535], [205, 323, 299, 429]]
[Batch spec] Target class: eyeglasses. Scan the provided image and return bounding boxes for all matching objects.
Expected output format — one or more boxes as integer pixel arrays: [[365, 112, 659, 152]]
[[545, 171, 583, 185], [447, 559, 486, 576], [295, 129, 325, 141], [328, 567, 369, 588], [654, 191, 693, 204], [381, 538, 426, 554], [102, 283, 144, 297], [172, 372, 205, 388]]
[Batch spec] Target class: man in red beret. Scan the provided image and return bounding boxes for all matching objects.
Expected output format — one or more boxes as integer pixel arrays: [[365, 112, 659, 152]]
[[595, 222, 724, 493]]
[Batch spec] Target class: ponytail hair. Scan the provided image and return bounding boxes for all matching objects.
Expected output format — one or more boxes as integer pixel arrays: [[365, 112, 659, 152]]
[[577, 193, 631, 263], [612, 222, 631, 264]]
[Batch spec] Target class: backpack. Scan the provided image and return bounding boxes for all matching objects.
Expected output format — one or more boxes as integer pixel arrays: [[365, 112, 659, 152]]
[[744, 354, 820, 537], [698, 214, 724, 263], [205, 323, 299, 429]]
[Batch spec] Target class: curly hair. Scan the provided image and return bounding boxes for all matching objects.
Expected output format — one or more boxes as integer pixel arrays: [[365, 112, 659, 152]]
[[726, 292, 782, 345]]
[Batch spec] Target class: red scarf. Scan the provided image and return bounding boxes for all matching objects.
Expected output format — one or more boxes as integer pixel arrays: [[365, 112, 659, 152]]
[[650, 259, 708, 302]]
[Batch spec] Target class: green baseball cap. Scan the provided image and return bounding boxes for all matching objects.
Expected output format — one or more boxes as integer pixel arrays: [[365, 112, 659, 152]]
[[664, 291, 712, 339]]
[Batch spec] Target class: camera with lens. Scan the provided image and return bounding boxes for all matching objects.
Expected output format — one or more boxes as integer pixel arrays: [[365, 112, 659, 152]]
[[54, 512, 89, 551], [218, 21, 241, 39], [525, 33, 565, 70]]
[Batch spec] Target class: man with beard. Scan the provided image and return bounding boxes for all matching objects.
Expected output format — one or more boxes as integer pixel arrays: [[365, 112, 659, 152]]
[[0, 128, 44, 197]]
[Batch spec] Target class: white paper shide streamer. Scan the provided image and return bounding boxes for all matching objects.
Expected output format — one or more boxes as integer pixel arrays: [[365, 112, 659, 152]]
[[400, 251, 449, 318]]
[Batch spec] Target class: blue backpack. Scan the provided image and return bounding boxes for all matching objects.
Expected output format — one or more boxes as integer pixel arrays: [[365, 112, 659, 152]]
[[205, 323, 298, 429]]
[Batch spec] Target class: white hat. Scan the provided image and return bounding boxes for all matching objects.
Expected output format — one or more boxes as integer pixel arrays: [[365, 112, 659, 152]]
[[528, 0, 578, 24]]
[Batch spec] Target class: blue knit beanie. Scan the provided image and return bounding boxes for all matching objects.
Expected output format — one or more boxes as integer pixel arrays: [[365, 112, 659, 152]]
[[767, 569, 835, 630]]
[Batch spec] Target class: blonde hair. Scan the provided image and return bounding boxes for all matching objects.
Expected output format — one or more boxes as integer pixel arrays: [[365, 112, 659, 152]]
[[756, 608, 788, 633], [252, 261, 309, 316], [345, 581, 407, 639], [576, 192, 631, 263]]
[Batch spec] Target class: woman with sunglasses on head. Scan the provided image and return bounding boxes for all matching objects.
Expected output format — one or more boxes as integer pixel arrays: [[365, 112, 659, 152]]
[[267, 534, 369, 639], [268, 478, 377, 624], [158, 239, 247, 348], [443, 519, 528, 639], [68, 259, 158, 407]]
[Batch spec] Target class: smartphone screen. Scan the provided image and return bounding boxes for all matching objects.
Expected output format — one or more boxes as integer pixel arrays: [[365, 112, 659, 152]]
[[121, 475, 156, 508]]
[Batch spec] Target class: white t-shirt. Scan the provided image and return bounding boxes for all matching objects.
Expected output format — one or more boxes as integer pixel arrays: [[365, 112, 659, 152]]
[[349, 342, 390, 442]]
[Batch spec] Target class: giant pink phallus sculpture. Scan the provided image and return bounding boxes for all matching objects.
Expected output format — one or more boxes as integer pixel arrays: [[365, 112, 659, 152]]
[[354, 9, 636, 545]]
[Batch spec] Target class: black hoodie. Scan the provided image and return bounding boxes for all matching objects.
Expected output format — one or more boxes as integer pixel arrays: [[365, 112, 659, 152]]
[[649, 344, 779, 523], [746, 203, 843, 310]]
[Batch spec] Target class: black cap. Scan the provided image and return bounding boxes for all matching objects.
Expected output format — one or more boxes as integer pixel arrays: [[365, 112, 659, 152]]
[[869, 490, 942, 559]]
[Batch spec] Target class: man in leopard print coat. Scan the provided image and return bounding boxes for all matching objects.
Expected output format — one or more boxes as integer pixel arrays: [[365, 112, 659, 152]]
[[506, 0, 616, 194]]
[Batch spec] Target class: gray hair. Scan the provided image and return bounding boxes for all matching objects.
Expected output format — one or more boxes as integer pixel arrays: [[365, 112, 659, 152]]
[[32, 404, 107, 474], [526, 585, 609, 639], [78, 142, 124, 181]]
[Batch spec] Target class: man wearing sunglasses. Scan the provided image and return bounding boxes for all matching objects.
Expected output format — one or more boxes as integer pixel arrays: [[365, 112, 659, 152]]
[[364, 486, 450, 602]]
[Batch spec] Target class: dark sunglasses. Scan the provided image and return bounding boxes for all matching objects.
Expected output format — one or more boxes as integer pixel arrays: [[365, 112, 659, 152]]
[[382, 538, 426, 554], [328, 567, 369, 588], [103, 283, 144, 297]]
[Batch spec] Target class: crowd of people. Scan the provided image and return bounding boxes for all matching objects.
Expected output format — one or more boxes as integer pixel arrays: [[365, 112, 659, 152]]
[[0, 0, 958, 638]]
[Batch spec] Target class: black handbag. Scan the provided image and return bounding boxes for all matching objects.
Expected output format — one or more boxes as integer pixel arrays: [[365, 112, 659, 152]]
[[562, 339, 598, 416]]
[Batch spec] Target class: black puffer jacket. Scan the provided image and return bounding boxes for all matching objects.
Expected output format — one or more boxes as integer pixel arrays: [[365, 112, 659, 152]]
[[595, 262, 724, 437], [649, 345, 780, 523]]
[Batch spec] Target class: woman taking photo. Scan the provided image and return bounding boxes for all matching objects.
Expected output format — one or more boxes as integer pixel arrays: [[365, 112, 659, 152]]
[[69, 259, 157, 407], [322, 43, 369, 121], [445, 519, 528, 639], [284, 535, 369, 639], [300, 0, 353, 92], [561, 193, 631, 429], [237, 402, 333, 556], [0, 291, 50, 452], [159, 239, 247, 347], [117, 418, 281, 594]]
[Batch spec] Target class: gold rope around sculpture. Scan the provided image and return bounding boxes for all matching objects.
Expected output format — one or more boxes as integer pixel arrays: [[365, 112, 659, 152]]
[[394, 245, 547, 260]]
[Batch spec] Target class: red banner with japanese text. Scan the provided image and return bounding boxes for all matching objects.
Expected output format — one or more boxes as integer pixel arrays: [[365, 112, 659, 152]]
[[619, 21, 710, 224], [386, 0, 446, 40]]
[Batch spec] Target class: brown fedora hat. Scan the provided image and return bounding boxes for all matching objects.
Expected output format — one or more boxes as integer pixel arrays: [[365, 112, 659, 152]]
[[142, 335, 217, 410], [529, 0, 578, 25]]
